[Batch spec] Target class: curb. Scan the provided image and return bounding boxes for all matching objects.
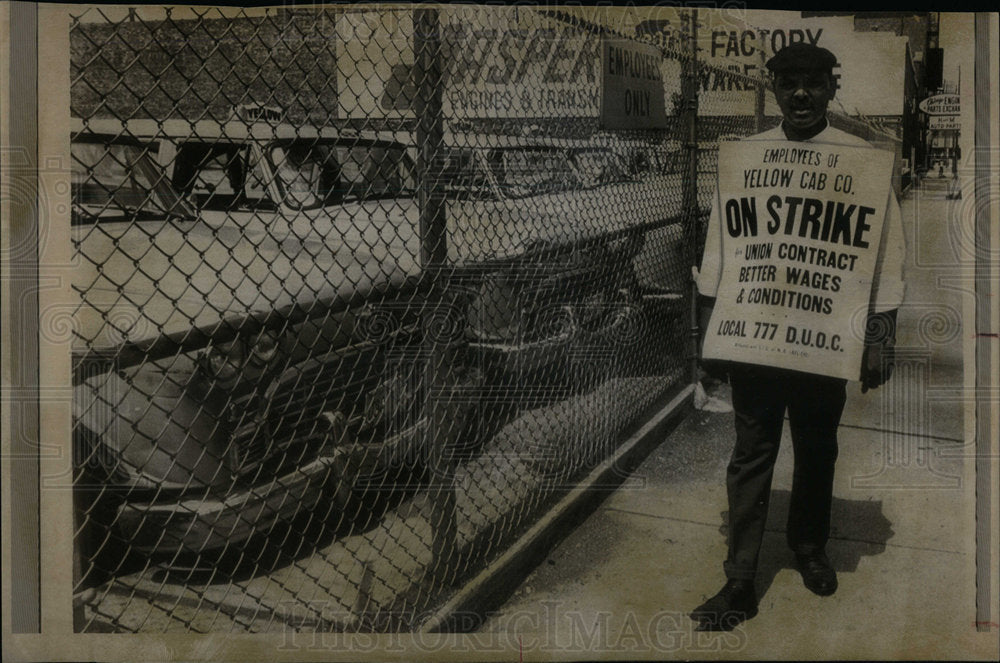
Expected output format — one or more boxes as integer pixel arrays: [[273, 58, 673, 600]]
[[420, 382, 694, 633]]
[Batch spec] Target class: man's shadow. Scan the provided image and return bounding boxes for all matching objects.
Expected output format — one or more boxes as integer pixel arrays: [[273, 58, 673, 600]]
[[720, 489, 895, 599]]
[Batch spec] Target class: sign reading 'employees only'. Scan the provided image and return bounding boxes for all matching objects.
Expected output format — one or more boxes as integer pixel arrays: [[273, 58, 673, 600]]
[[702, 140, 894, 380], [600, 38, 668, 129]]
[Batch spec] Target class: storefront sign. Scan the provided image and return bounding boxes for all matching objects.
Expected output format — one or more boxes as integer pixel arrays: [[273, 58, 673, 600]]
[[336, 8, 605, 119], [919, 94, 960, 116], [702, 140, 894, 380], [928, 115, 961, 130]]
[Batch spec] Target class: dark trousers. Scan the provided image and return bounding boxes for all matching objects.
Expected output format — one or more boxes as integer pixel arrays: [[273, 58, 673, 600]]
[[723, 364, 847, 581]]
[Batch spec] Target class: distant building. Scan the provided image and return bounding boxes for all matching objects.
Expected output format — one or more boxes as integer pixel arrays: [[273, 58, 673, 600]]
[[850, 13, 937, 185], [804, 12, 942, 185]]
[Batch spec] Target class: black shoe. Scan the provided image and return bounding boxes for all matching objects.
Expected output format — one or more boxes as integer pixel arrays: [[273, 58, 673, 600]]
[[691, 579, 758, 631], [795, 551, 838, 596]]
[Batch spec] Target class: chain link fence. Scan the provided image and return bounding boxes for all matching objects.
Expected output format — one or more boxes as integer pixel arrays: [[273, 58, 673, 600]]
[[68, 4, 898, 633]]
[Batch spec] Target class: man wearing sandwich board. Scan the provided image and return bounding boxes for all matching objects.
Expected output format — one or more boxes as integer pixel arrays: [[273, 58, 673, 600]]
[[691, 42, 905, 631]]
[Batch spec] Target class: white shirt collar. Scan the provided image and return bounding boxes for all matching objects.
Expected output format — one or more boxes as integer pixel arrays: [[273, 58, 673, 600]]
[[776, 117, 831, 142]]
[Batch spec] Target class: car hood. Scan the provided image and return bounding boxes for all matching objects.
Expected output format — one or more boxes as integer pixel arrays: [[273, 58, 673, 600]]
[[72, 200, 421, 352], [446, 178, 679, 262], [72, 179, 682, 353]]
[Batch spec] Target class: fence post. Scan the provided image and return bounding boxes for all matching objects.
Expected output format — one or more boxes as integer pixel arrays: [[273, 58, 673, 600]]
[[755, 48, 767, 133], [681, 8, 701, 386], [413, 7, 459, 585], [415, 8, 448, 270]]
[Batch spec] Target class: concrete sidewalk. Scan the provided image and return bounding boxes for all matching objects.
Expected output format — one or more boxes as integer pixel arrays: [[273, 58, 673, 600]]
[[478, 180, 997, 659]]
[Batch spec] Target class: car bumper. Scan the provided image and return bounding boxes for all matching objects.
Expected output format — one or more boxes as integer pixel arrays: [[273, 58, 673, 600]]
[[469, 304, 654, 377], [115, 453, 340, 556], [469, 330, 573, 376]]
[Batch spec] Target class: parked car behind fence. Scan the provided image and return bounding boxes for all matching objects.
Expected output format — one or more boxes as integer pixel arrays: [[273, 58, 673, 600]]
[[72, 119, 450, 588], [71, 116, 688, 591]]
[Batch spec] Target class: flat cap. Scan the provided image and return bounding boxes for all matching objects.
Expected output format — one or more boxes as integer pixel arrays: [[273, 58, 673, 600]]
[[765, 43, 838, 74]]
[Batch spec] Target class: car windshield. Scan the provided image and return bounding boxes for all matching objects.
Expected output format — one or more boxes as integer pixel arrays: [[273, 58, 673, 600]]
[[488, 147, 581, 198], [268, 140, 416, 210], [570, 148, 631, 187], [72, 138, 194, 224]]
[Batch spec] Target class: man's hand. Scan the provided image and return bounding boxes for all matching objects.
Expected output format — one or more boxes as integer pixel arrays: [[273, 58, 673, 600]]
[[860, 342, 894, 393], [697, 294, 729, 382], [860, 309, 898, 393]]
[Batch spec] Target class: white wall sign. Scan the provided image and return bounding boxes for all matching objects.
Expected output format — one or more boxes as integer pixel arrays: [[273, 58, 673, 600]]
[[335, 9, 595, 119], [336, 8, 685, 120], [697, 11, 909, 118]]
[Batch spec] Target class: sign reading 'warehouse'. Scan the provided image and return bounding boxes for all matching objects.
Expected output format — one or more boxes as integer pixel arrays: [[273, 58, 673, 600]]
[[600, 39, 667, 129], [702, 141, 894, 380]]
